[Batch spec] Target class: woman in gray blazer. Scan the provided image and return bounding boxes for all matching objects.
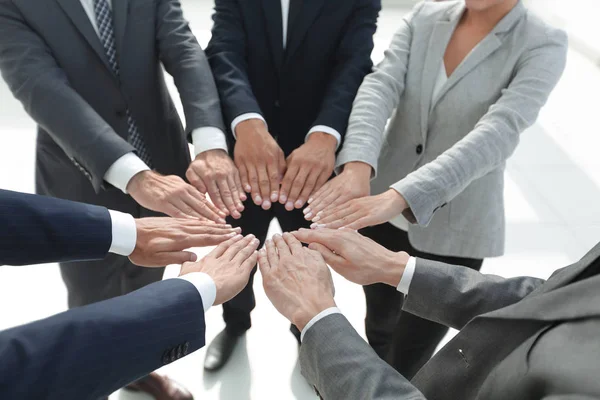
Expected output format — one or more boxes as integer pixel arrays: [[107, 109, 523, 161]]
[[301, 0, 568, 378]]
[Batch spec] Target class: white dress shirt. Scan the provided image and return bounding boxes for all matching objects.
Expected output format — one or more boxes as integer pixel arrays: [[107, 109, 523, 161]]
[[230, 0, 341, 149], [107, 209, 216, 311], [301, 256, 417, 341], [79, 0, 228, 194]]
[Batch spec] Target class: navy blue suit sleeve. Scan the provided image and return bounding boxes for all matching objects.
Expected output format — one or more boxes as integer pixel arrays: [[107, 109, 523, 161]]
[[0, 279, 206, 400], [205, 0, 263, 133], [311, 0, 380, 140], [0, 189, 112, 266]]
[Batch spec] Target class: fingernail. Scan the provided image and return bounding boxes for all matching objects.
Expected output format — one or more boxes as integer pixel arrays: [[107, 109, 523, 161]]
[[233, 227, 242, 232], [279, 194, 287, 203], [311, 223, 325, 229], [254, 195, 262, 204], [262, 200, 271, 210], [240, 193, 247, 200], [228, 232, 238, 237], [245, 185, 252, 192], [233, 234, 243, 240], [224, 224, 232, 228], [247, 234, 256, 240], [308, 197, 314, 204], [232, 211, 240, 218], [252, 238, 260, 245], [312, 215, 321, 222], [295, 200, 304, 208], [271, 192, 278, 202], [305, 212, 313, 219], [285, 201, 294, 210], [303, 207, 311, 215], [310, 223, 317, 229]]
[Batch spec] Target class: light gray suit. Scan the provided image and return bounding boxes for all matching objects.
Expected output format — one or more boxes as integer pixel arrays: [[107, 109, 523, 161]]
[[300, 243, 600, 400], [336, 0, 568, 258], [0, 0, 225, 307]]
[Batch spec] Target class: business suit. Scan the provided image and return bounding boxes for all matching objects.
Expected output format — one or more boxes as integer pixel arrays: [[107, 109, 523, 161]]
[[335, 0, 568, 374], [206, 0, 380, 336], [0, 189, 207, 399], [300, 242, 600, 400], [0, 0, 224, 308]]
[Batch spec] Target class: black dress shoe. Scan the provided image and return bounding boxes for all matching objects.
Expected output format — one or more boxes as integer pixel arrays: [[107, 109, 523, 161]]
[[204, 329, 241, 372]]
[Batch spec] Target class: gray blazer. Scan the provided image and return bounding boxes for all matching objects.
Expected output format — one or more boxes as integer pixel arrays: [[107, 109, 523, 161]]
[[300, 242, 600, 400], [336, 0, 568, 258], [0, 0, 224, 210]]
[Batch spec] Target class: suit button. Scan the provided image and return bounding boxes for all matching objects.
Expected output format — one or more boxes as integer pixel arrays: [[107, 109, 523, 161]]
[[183, 342, 190, 356], [416, 144, 423, 155]]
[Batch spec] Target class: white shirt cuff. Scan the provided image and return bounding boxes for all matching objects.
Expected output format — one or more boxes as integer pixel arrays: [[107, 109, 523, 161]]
[[192, 127, 228, 157], [103, 153, 150, 194], [397, 256, 417, 294], [231, 113, 267, 139], [300, 307, 341, 342], [177, 273, 217, 312], [108, 210, 137, 256], [306, 126, 341, 150]]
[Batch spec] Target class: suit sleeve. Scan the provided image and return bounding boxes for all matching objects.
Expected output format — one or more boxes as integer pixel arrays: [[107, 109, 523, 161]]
[[403, 258, 546, 330], [300, 314, 427, 400], [156, 0, 226, 136], [0, 3, 134, 192], [310, 0, 380, 140], [0, 190, 112, 266], [0, 279, 206, 400], [205, 0, 263, 135]]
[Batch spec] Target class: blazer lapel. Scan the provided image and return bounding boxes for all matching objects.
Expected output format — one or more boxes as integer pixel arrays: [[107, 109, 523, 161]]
[[285, 0, 324, 63], [112, 0, 130, 64], [55, 0, 113, 73], [431, 1, 527, 111], [262, 0, 284, 75], [419, 6, 461, 141]]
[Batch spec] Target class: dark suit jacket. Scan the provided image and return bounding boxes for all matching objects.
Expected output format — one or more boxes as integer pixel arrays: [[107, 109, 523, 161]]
[[0, 189, 206, 399], [300, 243, 600, 399], [0, 0, 224, 209], [206, 0, 380, 155]]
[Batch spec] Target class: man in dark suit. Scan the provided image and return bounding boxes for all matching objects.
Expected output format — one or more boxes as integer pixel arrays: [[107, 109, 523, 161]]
[[0, 2, 229, 396], [190, 0, 381, 371], [0, 190, 260, 400]]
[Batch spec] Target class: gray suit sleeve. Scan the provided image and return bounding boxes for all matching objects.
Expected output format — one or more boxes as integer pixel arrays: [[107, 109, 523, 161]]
[[300, 314, 427, 400], [392, 28, 568, 226], [334, 2, 425, 176], [156, 0, 226, 134], [403, 258, 545, 330], [0, 3, 134, 192]]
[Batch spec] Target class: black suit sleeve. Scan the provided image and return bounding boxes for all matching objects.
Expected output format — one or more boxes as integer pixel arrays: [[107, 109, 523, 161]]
[[205, 0, 264, 132], [311, 0, 380, 140], [0, 190, 112, 266], [156, 0, 226, 135], [0, 279, 206, 400], [0, 3, 134, 191]]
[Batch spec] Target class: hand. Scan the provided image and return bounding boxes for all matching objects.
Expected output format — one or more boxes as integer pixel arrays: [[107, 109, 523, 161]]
[[179, 234, 260, 305], [234, 119, 286, 210], [127, 170, 227, 223], [293, 228, 409, 287], [311, 189, 408, 230], [303, 161, 371, 221], [130, 218, 241, 267], [186, 149, 246, 219], [258, 233, 336, 331], [279, 132, 337, 211]]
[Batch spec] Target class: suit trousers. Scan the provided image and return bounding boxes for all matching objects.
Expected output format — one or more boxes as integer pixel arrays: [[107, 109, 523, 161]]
[[224, 199, 311, 339], [361, 223, 483, 379]]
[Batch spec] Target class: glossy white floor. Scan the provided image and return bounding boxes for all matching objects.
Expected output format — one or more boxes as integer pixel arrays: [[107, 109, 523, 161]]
[[1, 2, 600, 399]]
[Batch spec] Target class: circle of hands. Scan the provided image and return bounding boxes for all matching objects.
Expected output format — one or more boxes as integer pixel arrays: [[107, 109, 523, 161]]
[[127, 120, 410, 325]]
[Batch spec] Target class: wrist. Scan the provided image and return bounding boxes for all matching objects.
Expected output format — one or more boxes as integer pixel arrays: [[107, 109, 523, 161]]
[[126, 170, 154, 195], [382, 251, 410, 287], [293, 299, 336, 331], [384, 189, 408, 211], [236, 119, 268, 140], [342, 162, 372, 180], [195, 148, 227, 160], [306, 132, 337, 152]]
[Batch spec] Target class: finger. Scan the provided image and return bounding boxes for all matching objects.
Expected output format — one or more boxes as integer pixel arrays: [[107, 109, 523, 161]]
[[258, 248, 270, 274], [292, 228, 343, 251], [208, 234, 244, 258], [286, 169, 309, 211], [296, 170, 320, 209], [217, 178, 240, 218], [207, 179, 228, 215], [265, 239, 279, 271], [247, 164, 263, 205], [183, 191, 226, 223], [267, 160, 281, 204], [279, 163, 299, 205], [303, 184, 333, 219], [308, 181, 332, 205], [170, 197, 202, 219], [307, 243, 344, 267], [314, 211, 362, 230], [228, 174, 245, 213], [186, 168, 208, 193], [233, 169, 247, 203], [282, 232, 303, 256], [160, 251, 198, 266], [232, 237, 260, 264], [308, 192, 343, 222], [345, 216, 376, 231], [272, 233, 291, 257], [240, 251, 258, 276], [237, 163, 252, 194], [182, 230, 239, 249], [257, 163, 272, 209], [313, 203, 358, 226], [222, 234, 256, 261]]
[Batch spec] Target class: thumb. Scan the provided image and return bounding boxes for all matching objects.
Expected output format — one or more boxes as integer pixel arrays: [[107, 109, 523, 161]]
[[308, 243, 344, 267], [167, 251, 198, 266]]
